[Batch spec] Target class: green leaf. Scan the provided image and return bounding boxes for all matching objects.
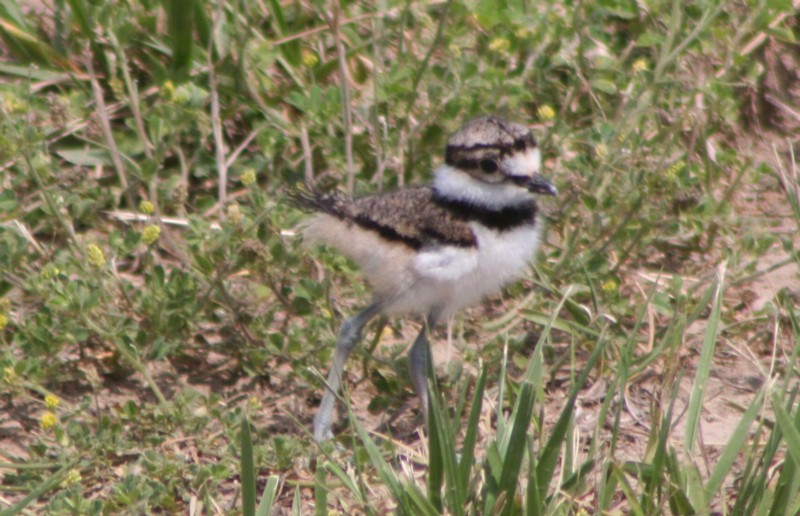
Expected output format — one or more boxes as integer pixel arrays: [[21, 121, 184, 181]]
[[56, 148, 111, 166], [590, 78, 618, 95]]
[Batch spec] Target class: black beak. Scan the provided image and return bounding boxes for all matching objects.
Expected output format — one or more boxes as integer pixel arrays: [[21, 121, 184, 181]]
[[526, 174, 558, 196]]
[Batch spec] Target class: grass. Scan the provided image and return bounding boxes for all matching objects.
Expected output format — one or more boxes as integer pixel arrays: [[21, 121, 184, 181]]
[[1, 0, 800, 513]]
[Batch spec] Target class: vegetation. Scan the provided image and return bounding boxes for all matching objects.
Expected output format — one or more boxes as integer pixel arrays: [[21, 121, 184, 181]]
[[1, 0, 799, 513]]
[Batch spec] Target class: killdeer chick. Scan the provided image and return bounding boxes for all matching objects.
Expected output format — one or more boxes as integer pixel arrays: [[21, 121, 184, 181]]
[[299, 116, 557, 442]]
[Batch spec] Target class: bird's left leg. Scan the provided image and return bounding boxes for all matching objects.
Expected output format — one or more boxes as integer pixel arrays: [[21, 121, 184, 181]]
[[314, 303, 382, 442]]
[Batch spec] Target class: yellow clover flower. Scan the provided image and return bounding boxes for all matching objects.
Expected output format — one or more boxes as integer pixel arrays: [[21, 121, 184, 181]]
[[87, 244, 105, 268], [139, 200, 155, 215], [62, 469, 82, 486], [488, 37, 511, 53], [302, 50, 319, 68], [40, 411, 58, 430], [601, 279, 618, 293], [226, 204, 243, 225], [3, 367, 17, 384], [537, 105, 556, 121], [241, 168, 257, 186], [45, 394, 60, 409], [142, 225, 161, 245]]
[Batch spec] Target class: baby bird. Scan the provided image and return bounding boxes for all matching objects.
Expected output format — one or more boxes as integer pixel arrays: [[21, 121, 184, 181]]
[[299, 116, 556, 441]]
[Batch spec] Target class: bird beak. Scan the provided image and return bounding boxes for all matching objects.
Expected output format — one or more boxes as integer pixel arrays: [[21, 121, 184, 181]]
[[526, 174, 558, 196]]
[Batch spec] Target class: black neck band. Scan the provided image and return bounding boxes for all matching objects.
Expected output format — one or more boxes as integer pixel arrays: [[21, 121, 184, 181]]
[[432, 191, 537, 231]]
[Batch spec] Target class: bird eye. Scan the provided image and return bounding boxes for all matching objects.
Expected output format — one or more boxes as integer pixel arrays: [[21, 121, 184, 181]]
[[479, 159, 498, 173]]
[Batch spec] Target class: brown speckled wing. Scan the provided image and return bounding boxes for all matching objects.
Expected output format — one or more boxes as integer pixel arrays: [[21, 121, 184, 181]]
[[313, 187, 477, 249]]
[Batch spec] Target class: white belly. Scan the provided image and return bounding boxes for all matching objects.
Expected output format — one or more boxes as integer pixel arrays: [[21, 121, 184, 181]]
[[451, 222, 542, 313], [385, 221, 542, 317]]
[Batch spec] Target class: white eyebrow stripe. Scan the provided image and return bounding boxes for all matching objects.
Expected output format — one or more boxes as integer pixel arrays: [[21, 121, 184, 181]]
[[503, 148, 541, 178]]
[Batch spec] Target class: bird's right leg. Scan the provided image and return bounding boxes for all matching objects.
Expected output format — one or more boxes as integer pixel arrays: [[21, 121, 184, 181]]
[[313, 303, 381, 442]]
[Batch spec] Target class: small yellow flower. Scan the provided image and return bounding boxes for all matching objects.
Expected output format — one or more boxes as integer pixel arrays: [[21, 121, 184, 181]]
[[142, 225, 161, 246], [537, 105, 556, 121], [380, 326, 393, 340], [45, 394, 60, 409], [62, 469, 82, 486], [86, 244, 105, 268], [241, 168, 257, 186], [3, 367, 17, 384], [663, 160, 685, 183], [595, 143, 609, 159], [40, 411, 58, 430], [488, 37, 511, 53], [226, 204, 243, 225], [162, 80, 175, 100], [248, 396, 261, 410], [139, 200, 155, 215], [0, 92, 27, 115], [302, 50, 319, 68], [632, 58, 648, 72], [601, 279, 618, 293], [41, 264, 60, 280], [0, 314, 7, 331]]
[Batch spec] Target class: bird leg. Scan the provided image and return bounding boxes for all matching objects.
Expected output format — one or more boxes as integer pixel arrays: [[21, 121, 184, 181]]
[[407, 309, 441, 428], [314, 303, 381, 442]]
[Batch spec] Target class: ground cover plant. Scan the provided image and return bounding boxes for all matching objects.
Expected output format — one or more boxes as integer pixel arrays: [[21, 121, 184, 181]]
[[1, 0, 799, 513]]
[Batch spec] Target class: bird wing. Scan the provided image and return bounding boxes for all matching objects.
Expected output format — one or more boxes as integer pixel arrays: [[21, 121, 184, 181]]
[[348, 187, 477, 249], [298, 187, 481, 283], [350, 187, 481, 282]]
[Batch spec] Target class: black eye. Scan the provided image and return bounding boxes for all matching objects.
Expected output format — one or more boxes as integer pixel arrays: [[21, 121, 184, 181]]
[[479, 159, 498, 173]]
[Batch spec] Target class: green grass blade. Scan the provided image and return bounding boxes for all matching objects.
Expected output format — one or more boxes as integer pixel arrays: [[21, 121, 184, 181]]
[[432, 389, 466, 514], [315, 464, 327, 516], [426, 383, 445, 512], [292, 484, 301, 514], [498, 380, 535, 498], [684, 262, 726, 454], [0, 18, 64, 65], [65, 0, 91, 36], [458, 362, 487, 489], [704, 388, 765, 501], [323, 461, 365, 505], [354, 418, 438, 515], [535, 338, 605, 507], [0, 462, 75, 516], [168, 0, 194, 81], [771, 393, 800, 471], [240, 416, 256, 516], [193, 0, 211, 48], [0, 62, 72, 82], [734, 390, 797, 515], [256, 475, 280, 516]]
